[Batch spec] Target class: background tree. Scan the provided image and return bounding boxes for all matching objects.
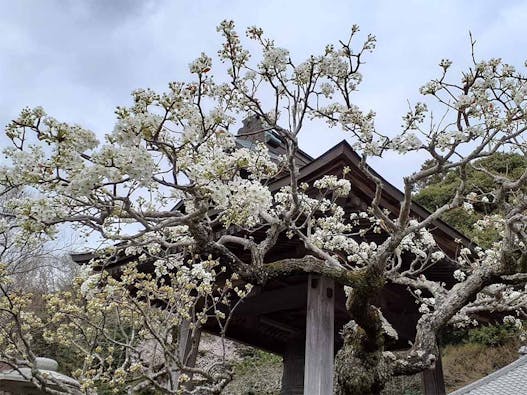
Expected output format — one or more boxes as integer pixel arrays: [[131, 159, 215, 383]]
[[414, 153, 527, 248], [0, 248, 249, 394], [0, 187, 79, 291], [2, 21, 527, 395], [0, 187, 85, 386]]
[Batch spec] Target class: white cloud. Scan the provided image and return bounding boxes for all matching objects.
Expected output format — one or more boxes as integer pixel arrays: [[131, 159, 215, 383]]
[[1, 0, 525, 185]]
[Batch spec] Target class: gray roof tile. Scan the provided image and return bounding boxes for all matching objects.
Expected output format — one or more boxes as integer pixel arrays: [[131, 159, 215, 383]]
[[449, 355, 527, 394]]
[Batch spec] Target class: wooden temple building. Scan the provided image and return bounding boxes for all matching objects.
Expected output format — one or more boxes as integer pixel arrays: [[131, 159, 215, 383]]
[[74, 118, 472, 395], [206, 119, 468, 394]]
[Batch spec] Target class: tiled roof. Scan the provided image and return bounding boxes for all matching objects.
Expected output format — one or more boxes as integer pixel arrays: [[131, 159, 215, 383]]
[[449, 354, 527, 394]]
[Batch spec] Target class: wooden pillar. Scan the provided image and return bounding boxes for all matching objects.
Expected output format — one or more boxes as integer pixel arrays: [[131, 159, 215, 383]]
[[178, 320, 202, 368], [422, 350, 445, 395], [281, 338, 305, 395], [173, 320, 201, 389], [304, 275, 335, 395]]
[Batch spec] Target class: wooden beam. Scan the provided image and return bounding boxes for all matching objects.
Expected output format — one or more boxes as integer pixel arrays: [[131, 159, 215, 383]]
[[304, 275, 335, 395], [235, 283, 307, 315], [260, 317, 299, 336], [422, 350, 445, 395]]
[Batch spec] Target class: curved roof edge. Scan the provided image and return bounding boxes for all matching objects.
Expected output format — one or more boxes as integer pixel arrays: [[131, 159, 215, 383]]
[[270, 139, 473, 248]]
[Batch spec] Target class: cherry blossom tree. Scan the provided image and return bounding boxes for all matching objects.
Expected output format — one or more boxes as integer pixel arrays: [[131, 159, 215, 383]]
[[2, 21, 527, 394]]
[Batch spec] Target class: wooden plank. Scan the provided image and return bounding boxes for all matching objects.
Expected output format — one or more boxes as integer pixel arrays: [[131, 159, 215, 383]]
[[422, 350, 445, 395], [304, 275, 335, 395]]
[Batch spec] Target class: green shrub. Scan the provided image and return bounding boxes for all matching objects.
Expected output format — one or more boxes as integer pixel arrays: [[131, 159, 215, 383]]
[[441, 322, 522, 347], [467, 322, 521, 346]]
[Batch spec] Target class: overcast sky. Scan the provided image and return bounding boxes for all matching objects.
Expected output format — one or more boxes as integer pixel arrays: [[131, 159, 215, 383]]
[[1, 0, 527, 186]]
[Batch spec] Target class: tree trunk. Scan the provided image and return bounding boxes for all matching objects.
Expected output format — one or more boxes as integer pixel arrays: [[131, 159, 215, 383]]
[[334, 341, 391, 395], [422, 350, 445, 395]]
